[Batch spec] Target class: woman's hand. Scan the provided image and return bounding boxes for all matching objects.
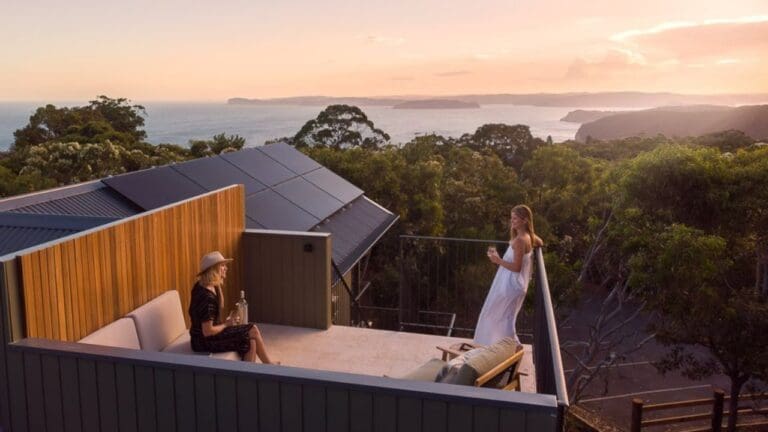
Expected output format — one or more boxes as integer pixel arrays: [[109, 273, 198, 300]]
[[487, 249, 501, 264]]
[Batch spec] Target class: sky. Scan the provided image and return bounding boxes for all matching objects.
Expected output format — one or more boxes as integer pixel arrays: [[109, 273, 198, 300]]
[[1, 0, 767, 101]]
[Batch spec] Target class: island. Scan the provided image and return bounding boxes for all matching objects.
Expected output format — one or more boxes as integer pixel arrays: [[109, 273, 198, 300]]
[[393, 100, 480, 109]]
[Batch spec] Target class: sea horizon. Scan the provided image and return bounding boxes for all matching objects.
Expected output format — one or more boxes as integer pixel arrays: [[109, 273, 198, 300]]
[[0, 102, 586, 150]]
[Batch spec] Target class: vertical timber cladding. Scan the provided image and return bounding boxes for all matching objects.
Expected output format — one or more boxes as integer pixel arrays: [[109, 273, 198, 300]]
[[242, 230, 331, 329], [19, 185, 245, 341]]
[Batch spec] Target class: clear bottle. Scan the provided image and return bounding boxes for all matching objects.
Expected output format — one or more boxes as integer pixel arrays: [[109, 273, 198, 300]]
[[235, 290, 248, 324]]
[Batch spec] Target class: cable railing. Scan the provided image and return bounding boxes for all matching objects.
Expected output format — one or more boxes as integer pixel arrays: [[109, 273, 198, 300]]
[[397, 234, 569, 429]]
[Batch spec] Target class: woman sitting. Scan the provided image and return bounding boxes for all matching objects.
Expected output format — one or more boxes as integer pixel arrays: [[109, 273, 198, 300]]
[[189, 251, 277, 364]]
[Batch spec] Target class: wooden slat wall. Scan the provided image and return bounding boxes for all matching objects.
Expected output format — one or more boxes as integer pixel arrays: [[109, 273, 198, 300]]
[[8, 339, 560, 432], [18, 185, 245, 341], [242, 230, 332, 329]]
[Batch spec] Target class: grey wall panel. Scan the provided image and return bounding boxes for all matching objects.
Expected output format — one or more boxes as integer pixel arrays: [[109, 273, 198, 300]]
[[500, 409, 526, 431], [350, 390, 373, 432], [280, 382, 302, 432], [422, 400, 447, 432], [41, 355, 64, 432], [154, 368, 176, 432], [194, 373, 216, 432], [397, 397, 422, 432], [474, 406, 500, 432], [373, 394, 397, 432], [447, 403, 472, 432], [77, 359, 100, 432], [59, 356, 82, 432], [115, 363, 138, 432], [302, 384, 326, 432], [7, 351, 27, 432], [525, 410, 557, 431], [236, 378, 259, 431], [258, 380, 281, 431], [96, 362, 119, 432], [23, 352, 45, 432], [327, 388, 349, 432], [215, 375, 237, 432], [174, 370, 197, 432], [135, 366, 157, 432]]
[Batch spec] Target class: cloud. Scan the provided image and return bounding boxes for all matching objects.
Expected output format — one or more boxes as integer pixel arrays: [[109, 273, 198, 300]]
[[609, 16, 768, 61], [365, 35, 406, 46], [434, 70, 472, 77], [565, 48, 647, 80], [390, 76, 414, 81]]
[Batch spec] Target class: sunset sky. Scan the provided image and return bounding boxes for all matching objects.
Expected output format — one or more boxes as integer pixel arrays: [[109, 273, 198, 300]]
[[1, 0, 767, 101]]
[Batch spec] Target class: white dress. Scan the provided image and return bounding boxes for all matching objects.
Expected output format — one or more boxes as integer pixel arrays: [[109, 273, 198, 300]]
[[473, 245, 533, 345]]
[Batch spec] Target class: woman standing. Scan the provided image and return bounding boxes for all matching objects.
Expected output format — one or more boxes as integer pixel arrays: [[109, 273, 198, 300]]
[[189, 251, 277, 364], [474, 205, 542, 346]]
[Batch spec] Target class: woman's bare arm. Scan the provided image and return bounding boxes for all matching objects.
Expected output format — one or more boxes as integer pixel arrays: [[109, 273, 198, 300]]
[[492, 237, 527, 272], [201, 318, 232, 337]]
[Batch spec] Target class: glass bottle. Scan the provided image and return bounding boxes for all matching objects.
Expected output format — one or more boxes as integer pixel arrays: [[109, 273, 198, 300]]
[[236, 290, 248, 324]]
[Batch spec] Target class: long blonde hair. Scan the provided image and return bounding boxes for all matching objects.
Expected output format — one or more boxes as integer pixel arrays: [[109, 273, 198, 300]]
[[199, 263, 225, 310], [510, 204, 536, 247]]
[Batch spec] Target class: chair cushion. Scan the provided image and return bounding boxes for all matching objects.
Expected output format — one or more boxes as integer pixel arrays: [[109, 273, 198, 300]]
[[211, 351, 241, 361], [464, 337, 518, 377], [435, 350, 482, 385], [162, 332, 195, 355], [127, 290, 186, 352], [78, 318, 141, 350], [437, 337, 519, 387], [398, 358, 446, 382]]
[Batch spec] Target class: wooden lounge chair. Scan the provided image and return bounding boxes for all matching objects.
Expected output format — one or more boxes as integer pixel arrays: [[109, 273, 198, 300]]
[[397, 337, 524, 391]]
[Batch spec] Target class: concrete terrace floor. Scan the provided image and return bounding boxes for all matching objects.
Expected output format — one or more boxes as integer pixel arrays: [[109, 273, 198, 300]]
[[258, 323, 536, 393]]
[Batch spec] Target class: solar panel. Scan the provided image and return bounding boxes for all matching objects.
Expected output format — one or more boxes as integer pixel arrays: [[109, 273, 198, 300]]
[[273, 177, 345, 221], [221, 148, 296, 186], [103, 166, 207, 210], [245, 189, 319, 231], [303, 168, 363, 204], [171, 156, 267, 196], [259, 143, 322, 174]]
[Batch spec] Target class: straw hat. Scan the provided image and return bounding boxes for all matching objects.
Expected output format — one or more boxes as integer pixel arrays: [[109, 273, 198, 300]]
[[198, 251, 233, 275]]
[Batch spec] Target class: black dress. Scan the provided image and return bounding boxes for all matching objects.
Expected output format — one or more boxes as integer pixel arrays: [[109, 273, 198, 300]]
[[188, 282, 254, 358]]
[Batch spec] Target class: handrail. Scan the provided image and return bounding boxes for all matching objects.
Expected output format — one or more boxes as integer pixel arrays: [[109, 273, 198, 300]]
[[533, 247, 570, 426]]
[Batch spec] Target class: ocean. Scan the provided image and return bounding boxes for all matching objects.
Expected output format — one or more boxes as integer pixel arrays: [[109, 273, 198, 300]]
[[0, 102, 582, 151]]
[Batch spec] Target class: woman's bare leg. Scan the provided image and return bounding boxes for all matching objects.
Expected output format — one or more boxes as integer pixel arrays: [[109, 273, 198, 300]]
[[249, 326, 278, 364], [243, 339, 257, 362]]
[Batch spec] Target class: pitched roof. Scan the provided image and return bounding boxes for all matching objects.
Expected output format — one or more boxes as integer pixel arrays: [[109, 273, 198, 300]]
[[0, 213, 118, 256], [0, 144, 397, 274]]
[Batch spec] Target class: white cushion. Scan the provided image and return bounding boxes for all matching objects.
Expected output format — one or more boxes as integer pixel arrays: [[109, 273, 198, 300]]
[[162, 332, 195, 355], [127, 290, 186, 352], [78, 318, 141, 350], [211, 351, 241, 361]]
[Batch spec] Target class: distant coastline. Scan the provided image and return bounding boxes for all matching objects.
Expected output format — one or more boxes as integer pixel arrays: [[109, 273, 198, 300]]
[[393, 100, 480, 109], [228, 92, 768, 108]]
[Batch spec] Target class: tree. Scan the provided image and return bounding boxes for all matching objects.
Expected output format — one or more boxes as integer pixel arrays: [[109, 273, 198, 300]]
[[189, 133, 246, 158], [461, 123, 544, 172], [12, 96, 147, 152], [607, 146, 768, 431], [291, 105, 390, 149]]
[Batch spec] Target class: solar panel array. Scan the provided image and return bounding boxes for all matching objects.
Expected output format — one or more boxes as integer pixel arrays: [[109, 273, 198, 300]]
[[103, 143, 365, 231]]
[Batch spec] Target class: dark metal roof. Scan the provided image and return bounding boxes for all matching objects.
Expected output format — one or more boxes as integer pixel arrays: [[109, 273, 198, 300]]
[[314, 196, 398, 278], [0, 213, 117, 256], [0, 181, 141, 218]]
